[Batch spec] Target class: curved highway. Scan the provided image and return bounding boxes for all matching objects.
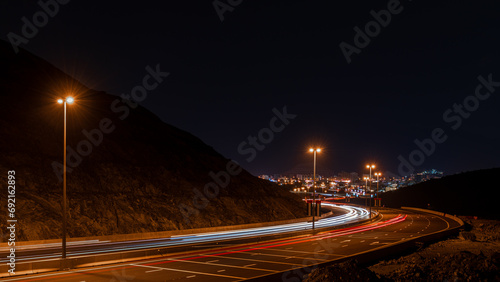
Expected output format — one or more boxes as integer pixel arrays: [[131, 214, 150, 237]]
[[1, 206, 461, 281], [0, 204, 368, 264]]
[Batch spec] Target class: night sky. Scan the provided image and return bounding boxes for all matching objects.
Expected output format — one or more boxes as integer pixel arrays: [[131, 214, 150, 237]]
[[2, 0, 500, 177]]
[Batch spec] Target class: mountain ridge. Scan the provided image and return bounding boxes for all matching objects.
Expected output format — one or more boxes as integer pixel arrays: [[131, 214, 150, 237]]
[[381, 168, 499, 219], [0, 40, 307, 241]]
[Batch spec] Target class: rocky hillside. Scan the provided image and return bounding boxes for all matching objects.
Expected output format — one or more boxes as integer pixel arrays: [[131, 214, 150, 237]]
[[381, 168, 499, 220], [0, 40, 306, 241]]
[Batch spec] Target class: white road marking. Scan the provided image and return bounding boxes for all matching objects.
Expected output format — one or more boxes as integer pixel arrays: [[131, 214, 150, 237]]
[[273, 248, 333, 256], [130, 264, 244, 279], [145, 269, 163, 273], [244, 264, 256, 267], [215, 255, 302, 266], [161, 257, 275, 273], [340, 240, 351, 243], [370, 241, 379, 245]]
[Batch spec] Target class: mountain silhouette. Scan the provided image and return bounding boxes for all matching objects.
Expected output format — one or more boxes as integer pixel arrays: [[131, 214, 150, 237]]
[[0, 40, 306, 241], [381, 168, 499, 219]]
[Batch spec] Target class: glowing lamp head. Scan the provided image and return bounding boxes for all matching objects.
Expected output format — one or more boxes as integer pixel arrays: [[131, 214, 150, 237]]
[[57, 99, 64, 104], [316, 148, 321, 153], [66, 97, 74, 104], [309, 148, 314, 152]]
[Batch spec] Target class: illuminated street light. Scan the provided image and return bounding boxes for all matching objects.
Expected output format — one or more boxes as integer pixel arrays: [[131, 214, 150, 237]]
[[374, 172, 382, 212], [374, 172, 382, 191], [57, 96, 74, 259], [366, 164, 375, 190], [309, 148, 321, 230]]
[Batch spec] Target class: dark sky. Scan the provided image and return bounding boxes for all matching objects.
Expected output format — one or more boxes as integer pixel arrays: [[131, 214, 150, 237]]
[[2, 0, 500, 177]]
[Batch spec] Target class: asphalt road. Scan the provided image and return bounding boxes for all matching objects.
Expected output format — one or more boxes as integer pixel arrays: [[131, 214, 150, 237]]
[[1, 208, 460, 281]]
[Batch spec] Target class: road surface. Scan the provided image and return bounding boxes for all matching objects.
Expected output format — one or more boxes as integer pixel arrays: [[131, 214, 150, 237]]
[[1, 207, 460, 281]]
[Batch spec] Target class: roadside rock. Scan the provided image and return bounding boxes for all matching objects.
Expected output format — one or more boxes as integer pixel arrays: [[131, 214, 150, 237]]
[[459, 231, 476, 241], [304, 260, 385, 282]]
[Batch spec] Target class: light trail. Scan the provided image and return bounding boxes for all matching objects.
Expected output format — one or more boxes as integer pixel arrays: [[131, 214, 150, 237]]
[[2, 204, 371, 263], [1, 212, 409, 282]]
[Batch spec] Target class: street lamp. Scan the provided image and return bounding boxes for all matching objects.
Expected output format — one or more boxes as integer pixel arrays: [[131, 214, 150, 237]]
[[366, 164, 376, 215], [57, 96, 74, 259], [374, 172, 382, 212], [374, 172, 382, 191], [366, 164, 375, 191], [309, 148, 321, 230]]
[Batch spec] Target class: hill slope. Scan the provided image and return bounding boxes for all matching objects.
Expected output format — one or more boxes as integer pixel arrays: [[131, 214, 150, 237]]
[[381, 168, 499, 219], [0, 40, 306, 241]]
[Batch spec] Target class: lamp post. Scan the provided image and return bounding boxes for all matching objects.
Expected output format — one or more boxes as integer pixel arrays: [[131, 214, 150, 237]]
[[57, 96, 74, 259], [366, 164, 375, 218], [374, 172, 381, 191], [309, 148, 321, 230], [374, 172, 381, 211], [366, 164, 375, 192]]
